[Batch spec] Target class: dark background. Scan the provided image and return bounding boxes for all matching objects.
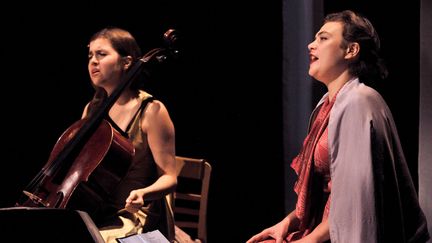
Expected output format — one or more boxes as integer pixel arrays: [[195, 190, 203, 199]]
[[0, 1, 420, 242]]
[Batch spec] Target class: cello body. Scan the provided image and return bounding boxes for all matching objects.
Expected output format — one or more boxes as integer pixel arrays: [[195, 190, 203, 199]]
[[17, 119, 134, 217]]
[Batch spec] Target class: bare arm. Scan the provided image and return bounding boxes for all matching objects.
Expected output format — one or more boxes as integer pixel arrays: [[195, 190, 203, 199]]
[[125, 100, 177, 212]]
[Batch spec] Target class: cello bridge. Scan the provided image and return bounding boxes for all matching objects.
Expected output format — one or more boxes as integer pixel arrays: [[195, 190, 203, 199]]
[[23, 190, 49, 207]]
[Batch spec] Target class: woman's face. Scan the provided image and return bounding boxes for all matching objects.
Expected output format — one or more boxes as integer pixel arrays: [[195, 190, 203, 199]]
[[307, 21, 349, 84], [88, 37, 125, 92]]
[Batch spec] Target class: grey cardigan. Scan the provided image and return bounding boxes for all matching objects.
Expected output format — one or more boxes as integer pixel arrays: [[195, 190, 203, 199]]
[[312, 78, 430, 242]]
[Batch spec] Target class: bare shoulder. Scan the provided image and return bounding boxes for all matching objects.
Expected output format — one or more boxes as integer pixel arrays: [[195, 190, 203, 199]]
[[145, 99, 169, 117], [141, 99, 173, 132], [141, 100, 174, 134]]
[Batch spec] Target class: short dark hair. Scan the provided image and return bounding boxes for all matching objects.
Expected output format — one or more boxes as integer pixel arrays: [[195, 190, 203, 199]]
[[324, 10, 388, 83]]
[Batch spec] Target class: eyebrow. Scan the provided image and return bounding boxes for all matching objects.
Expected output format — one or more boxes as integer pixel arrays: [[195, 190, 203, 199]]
[[89, 48, 107, 53], [316, 30, 331, 37]]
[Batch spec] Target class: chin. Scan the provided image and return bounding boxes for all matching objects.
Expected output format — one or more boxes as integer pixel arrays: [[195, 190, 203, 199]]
[[308, 70, 317, 78], [91, 80, 103, 87]]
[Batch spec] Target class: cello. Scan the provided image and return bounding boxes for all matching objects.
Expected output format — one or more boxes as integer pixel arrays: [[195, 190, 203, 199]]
[[15, 29, 180, 218]]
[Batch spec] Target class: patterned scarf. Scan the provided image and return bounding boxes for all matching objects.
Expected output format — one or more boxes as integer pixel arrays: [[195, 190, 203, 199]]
[[290, 95, 336, 233]]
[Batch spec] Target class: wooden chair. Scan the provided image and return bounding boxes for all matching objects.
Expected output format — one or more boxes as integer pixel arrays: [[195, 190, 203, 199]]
[[173, 156, 212, 243]]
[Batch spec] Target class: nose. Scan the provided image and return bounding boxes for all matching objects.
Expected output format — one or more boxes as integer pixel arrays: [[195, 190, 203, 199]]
[[308, 39, 316, 50], [89, 55, 98, 65]]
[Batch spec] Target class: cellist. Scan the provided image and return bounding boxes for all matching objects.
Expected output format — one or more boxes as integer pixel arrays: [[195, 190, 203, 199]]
[[83, 27, 177, 242]]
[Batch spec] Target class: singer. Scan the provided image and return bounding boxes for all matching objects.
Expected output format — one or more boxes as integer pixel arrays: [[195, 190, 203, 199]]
[[79, 27, 177, 242], [246, 10, 429, 243]]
